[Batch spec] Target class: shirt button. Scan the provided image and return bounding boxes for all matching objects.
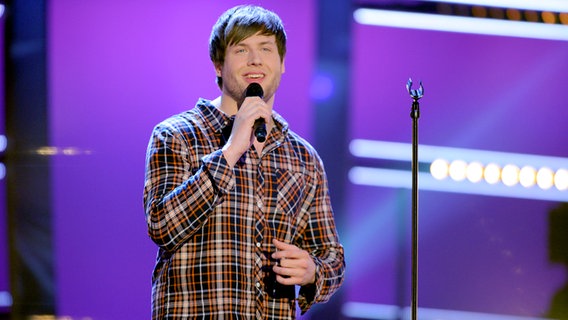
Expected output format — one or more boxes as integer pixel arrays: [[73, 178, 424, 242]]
[[256, 242, 261, 248], [256, 282, 261, 288]]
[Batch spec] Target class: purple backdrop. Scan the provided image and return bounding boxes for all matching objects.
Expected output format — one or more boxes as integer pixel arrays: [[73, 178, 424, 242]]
[[347, 22, 568, 317], [44, 0, 568, 319], [49, 1, 315, 319]]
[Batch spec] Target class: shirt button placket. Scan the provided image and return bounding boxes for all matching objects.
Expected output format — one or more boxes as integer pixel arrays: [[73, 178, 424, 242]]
[[254, 215, 265, 302], [254, 162, 267, 317]]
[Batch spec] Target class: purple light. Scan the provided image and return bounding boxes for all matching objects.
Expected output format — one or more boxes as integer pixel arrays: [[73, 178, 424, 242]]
[[310, 73, 335, 101]]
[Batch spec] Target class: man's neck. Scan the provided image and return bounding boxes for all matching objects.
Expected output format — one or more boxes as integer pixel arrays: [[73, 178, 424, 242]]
[[211, 96, 237, 116]]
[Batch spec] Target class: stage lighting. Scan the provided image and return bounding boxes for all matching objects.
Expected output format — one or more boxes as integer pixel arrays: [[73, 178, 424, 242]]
[[484, 163, 501, 185], [466, 161, 484, 183], [501, 164, 520, 187], [431, 159, 450, 180], [449, 160, 468, 182], [536, 167, 555, 190], [554, 169, 568, 191], [519, 166, 537, 188]]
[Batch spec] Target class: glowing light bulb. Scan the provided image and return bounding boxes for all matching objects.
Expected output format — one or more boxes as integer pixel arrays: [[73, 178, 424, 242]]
[[554, 168, 568, 191], [449, 160, 468, 181], [430, 159, 450, 180], [519, 166, 536, 188], [466, 161, 484, 183], [502, 164, 520, 187], [484, 163, 501, 185], [536, 167, 554, 190]]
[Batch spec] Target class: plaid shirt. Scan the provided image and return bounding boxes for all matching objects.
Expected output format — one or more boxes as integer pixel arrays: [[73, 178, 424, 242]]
[[144, 99, 345, 319]]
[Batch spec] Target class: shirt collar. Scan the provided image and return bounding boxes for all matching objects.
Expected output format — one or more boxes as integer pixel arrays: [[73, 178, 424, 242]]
[[195, 98, 232, 135], [196, 98, 289, 140]]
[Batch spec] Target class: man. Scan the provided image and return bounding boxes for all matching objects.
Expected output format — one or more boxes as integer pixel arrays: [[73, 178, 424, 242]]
[[144, 5, 345, 319]]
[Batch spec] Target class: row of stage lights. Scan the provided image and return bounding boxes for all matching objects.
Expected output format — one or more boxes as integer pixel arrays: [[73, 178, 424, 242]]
[[430, 158, 568, 191], [349, 140, 568, 201], [355, 0, 568, 41], [436, 3, 568, 25]]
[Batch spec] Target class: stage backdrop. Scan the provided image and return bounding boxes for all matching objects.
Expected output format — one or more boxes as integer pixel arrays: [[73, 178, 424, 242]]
[[346, 13, 568, 319], [49, 1, 315, 319], [46, 1, 568, 319]]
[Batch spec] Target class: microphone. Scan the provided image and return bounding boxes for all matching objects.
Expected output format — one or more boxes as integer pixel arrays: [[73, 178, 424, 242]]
[[245, 83, 267, 143]]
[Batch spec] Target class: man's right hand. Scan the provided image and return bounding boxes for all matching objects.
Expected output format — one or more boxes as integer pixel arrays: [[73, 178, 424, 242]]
[[221, 96, 271, 167]]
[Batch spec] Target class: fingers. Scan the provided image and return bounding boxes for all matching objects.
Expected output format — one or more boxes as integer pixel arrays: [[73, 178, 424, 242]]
[[272, 258, 311, 285], [272, 239, 304, 261], [274, 269, 299, 286], [271, 239, 316, 286], [272, 239, 295, 254], [239, 96, 271, 127]]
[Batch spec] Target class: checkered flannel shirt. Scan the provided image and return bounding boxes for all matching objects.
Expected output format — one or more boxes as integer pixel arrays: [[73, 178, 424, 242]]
[[144, 99, 345, 319]]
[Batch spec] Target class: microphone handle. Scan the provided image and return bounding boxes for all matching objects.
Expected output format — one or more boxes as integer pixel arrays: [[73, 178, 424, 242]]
[[244, 83, 267, 143], [254, 119, 266, 143]]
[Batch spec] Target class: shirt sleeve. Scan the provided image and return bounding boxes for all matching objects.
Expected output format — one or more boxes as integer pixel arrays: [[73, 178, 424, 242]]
[[297, 158, 346, 313], [143, 123, 234, 252]]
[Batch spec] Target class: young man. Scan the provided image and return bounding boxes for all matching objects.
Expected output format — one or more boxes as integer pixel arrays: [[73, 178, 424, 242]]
[[144, 5, 345, 319]]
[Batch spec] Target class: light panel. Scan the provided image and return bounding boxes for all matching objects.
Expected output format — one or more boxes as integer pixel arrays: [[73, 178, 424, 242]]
[[353, 8, 568, 41], [342, 301, 553, 320], [420, 0, 568, 12], [349, 167, 568, 202], [350, 140, 568, 171], [349, 139, 568, 202]]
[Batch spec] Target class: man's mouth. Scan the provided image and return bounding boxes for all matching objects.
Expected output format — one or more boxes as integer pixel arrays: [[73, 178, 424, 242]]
[[245, 73, 264, 80]]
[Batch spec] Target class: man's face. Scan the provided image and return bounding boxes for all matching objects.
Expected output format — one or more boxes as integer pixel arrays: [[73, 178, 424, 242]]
[[216, 32, 285, 105]]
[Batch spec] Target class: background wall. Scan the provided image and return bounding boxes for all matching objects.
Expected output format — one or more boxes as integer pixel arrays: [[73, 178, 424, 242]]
[[2, 0, 567, 319], [345, 15, 568, 319], [48, 0, 315, 319]]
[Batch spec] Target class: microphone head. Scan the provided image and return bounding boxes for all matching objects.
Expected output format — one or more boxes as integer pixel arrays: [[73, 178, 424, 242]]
[[245, 83, 264, 98]]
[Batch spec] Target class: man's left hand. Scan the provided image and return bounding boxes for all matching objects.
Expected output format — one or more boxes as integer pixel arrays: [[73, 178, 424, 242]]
[[271, 239, 316, 286]]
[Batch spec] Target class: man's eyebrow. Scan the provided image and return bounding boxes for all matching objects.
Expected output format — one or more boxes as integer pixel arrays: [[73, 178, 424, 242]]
[[233, 40, 277, 47], [258, 40, 277, 46]]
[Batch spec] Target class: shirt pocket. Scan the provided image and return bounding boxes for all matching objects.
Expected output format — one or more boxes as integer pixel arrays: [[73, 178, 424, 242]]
[[275, 168, 306, 218], [267, 168, 306, 242]]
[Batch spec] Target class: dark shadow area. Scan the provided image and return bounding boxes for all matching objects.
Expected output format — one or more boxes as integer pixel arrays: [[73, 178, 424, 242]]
[[547, 202, 568, 319]]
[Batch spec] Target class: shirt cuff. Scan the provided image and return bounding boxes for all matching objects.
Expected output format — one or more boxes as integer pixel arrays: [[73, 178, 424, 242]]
[[298, 262, 322, 313]]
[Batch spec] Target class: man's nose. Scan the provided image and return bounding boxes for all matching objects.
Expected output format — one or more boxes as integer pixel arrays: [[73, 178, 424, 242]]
[[248, 50, 262, 65]]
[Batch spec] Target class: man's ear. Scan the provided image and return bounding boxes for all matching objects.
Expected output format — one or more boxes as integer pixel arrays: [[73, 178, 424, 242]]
[[215, 63, 222, 77]]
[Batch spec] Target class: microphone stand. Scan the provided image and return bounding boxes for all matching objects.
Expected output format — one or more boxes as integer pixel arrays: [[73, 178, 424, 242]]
[[406, 79, 423, 320]]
